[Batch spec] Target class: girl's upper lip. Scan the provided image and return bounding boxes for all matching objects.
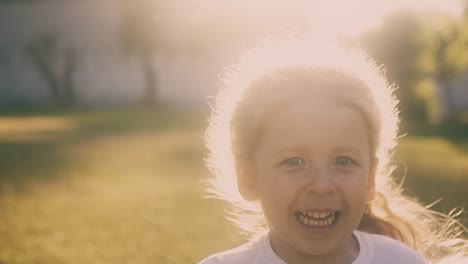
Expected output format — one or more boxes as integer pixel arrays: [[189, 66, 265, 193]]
[[299, 208, 340, 211]]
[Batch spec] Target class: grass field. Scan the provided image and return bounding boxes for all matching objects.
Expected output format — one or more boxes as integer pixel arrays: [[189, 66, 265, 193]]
[[0, 107, 466, 263]]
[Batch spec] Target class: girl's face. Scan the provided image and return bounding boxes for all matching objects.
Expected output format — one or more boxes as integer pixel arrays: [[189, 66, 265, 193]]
[[241, 96, 376, 263]]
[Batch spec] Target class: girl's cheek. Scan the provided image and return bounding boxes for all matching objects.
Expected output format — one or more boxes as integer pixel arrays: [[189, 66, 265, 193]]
[[333, 170, 368, 187], [276, 170, 311, 191]]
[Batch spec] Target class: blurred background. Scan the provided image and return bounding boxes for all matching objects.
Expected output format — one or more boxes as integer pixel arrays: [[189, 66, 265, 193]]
[[0, 0, 467, 263]]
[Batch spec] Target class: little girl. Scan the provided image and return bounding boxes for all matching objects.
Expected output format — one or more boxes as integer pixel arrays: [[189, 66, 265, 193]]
[[200, 37, 468, 264]]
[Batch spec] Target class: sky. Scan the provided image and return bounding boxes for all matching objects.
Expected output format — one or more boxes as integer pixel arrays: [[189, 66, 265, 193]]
[[188, 0, 466, 37]]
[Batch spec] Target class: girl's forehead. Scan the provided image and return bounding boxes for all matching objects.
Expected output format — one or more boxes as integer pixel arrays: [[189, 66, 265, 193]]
[[256, 100, 371, 156], [247, 72, 375, 128]]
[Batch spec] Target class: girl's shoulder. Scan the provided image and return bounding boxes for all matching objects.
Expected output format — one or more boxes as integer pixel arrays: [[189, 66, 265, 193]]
[[199, 233, 284, 264], [198, 244, 256, 264], [198, 240, 259, 264], [354, 230, 430, 264]]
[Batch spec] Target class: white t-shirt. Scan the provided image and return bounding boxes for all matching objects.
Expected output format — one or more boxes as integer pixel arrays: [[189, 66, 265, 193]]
[[199, 230, 429, 264]]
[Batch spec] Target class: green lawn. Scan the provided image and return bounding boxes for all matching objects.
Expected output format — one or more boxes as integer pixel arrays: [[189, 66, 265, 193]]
[[0, 107, 466, 263], [395, 136, 468, 215]]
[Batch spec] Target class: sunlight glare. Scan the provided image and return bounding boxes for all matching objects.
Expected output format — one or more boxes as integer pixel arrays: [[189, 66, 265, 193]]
[[298, 0, 464, 37], [195, 0, 464, 37]]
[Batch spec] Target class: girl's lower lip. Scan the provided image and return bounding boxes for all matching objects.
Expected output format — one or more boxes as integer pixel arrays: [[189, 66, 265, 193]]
[[299, 222, 335, 233]]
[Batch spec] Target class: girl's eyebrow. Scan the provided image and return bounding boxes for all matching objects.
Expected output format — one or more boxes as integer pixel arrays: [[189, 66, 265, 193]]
[[277, 145, 308, 153], [274, 145, 364, 154], [332, 146, 365, 156], [269, 146, 307, 158]]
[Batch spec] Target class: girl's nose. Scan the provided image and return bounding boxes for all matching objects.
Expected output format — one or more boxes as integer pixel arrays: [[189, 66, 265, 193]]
[[304, 167, 336, 194]]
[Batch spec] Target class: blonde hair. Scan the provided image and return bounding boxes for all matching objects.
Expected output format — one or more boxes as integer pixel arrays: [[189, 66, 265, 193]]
[[204, 36, 468, 263]]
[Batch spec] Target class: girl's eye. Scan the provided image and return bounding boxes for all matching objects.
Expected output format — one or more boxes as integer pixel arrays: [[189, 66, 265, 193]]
[[281, 157, 305, 167], [333, 157, 355, 167]]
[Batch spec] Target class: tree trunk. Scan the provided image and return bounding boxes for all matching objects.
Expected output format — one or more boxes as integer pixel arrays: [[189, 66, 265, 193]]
[[435, 36, 456, 122], [439, 79, 455, 122], [141, 55, 157, 105], [26, 44, 62, 105], [63, 47, 78, 105]]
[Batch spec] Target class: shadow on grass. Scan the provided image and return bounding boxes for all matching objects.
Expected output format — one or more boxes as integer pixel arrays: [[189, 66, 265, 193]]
[[0, 105, 206, 191], [405, 176, 468, 212], [390, 164, 468, 226], [402, 120, 468, 149], [0, 142, 70, 190], [399, 120, 468, 225]]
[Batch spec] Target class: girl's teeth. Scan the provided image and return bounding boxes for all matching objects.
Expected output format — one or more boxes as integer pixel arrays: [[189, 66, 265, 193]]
[[298, 214, 305, 222], [301, 210, 335, 219], [296, 212, 338, 228]]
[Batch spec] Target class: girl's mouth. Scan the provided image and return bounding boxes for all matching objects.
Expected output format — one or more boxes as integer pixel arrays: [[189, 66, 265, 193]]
[[294, 210, 340, 228]]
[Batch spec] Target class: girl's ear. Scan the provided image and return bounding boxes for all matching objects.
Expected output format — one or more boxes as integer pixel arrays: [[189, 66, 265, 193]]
[[236, 161, 258, 201], [366, 157, 378, 203]]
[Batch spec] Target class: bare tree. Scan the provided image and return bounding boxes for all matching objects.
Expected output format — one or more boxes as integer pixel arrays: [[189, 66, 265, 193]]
[[119, 0, 160, 105], [25, 32, 80, 106]]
